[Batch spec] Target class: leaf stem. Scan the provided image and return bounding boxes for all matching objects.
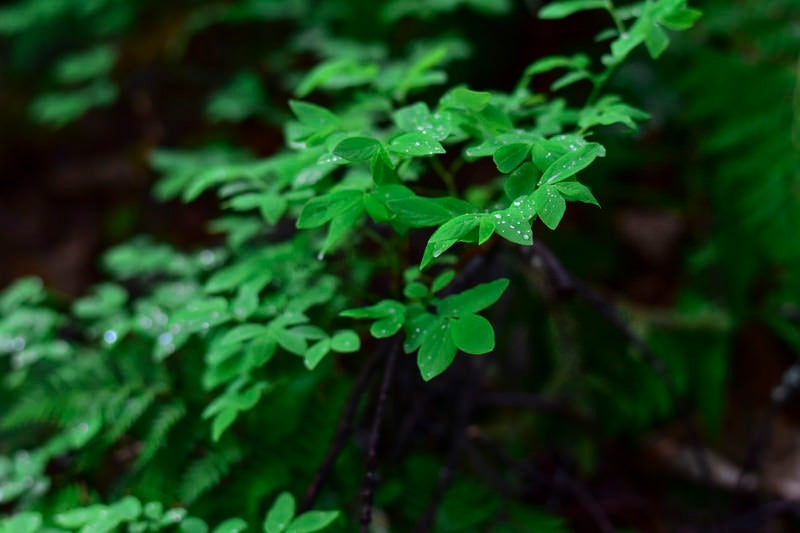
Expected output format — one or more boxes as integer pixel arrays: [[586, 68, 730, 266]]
[[604, 0, 626, 36], [430, 157, 458, 196]]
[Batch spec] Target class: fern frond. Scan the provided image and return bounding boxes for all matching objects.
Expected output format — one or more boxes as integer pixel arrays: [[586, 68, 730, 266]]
[[179, 443, 243, 505], [134, 401, 187, 470]]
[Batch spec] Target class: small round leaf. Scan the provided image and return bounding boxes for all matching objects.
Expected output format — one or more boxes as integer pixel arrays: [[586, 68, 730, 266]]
[[330, 330, 361, 353], [450, 314, 495, 354]]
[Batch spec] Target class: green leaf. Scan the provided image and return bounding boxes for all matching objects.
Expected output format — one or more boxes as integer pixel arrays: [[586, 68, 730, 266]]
[[295, 59, 378, 97], [303, 338, 331, 370], [539, 0, 606, 19], [578, 96, 649, 130], [555, 181, 600, 206], [330, 330, 361, 352], [320, 201, 365, 257], [297, 190, 363, 229], [264, 492, 295, 533], [478, 217, 495, 245], [180, 518, 209, 533], [288, 100, 339, 131], [521, 54, 590, 78], [388, 132, 446, 156], [341, 299, 405, 319], [644, 23, 670, 58], [273, 327, 309, 356], [286, 511, 340, 533], [491, 202, 534, 245], [420, 214, 482, 269], [219, 324, 269, 347], [541, 143, 605, 184], [439, 87, 492, 112], [383, 188, 475, 228], [393, 103, 453, 140], [660, 8, 702, 30], [431, 270, 456, 293], [465, 132, 539, 159], [111, 496, 142, 521], [417, 317, 457, 381], [493, 143, 531, 173], [404, 282, 428, 299], [211, 407, 238, 442], [0, 512, 41, 533], [55, 505, 106, 528], [232, 282, 260, 320], [205, 261, 272, 294], [551, 69, 591, 91], [404, 312, 438, 353], [610, 29, 644, 62], [532, 185, 566, 230], [370, 149, 399, 185], [259, 194, 288, 225], [437, 278, 509, 317], [333, 137, 381, 162], [370, 315, 404, 338], [504, 162, 540, 199], [0, 277, 44, 313], [450, 314, 495, 354], [55, 45, 116, 84], [212, 518, 248, 533]]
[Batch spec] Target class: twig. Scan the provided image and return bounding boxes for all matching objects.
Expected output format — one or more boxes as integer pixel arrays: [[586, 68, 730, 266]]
[[555, 466, 615, 533], [524, 242, 716, 513], [736, 362, 800, 493], [300, 350, 383, 512], [464, 438, 520, 498], [413, 360, 481, 533], [359, 337, 401, 531], [718, 499, 800, 532]]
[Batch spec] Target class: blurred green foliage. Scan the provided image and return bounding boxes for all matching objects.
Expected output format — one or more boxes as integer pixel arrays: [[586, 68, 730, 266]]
[[1, 0, 798, 531]]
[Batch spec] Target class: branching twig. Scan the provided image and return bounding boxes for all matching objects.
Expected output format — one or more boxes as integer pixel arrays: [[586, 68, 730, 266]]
[[736, 362, 800, 493], [414, 359, 481, 533], [359, 337, 401, 531], [524, 243, 716, 510], [718, 499, 800, 532], [300, 350, 384, 512], [555, 466, 615, 533]]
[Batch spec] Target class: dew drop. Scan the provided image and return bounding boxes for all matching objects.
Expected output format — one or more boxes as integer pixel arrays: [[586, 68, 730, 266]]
[[103, 330, 118, 344], [199, 249, 216, 266]]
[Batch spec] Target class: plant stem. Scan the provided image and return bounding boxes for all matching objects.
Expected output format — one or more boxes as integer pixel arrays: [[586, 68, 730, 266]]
[[430, 157, 457, 196], [604, 0, 626, 36], [359, 338, 400, 531]]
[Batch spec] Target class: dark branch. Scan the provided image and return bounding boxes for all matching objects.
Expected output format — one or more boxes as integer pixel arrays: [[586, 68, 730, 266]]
[[413, 359, 481, 533], [359, 337, 401, 531], [300, 349, 384, 512], [523, 242, 715, 508], [555, 466, 615, 533]]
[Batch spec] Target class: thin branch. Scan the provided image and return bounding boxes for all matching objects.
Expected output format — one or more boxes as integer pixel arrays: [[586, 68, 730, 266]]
[[300, 350, 383, 512], [736, 362, 800, 492], [414, 360, 481, 533], [524, 243, 715, 506], [555, 467, 615, 533], [718, 499, 800, 532], [359, 337, 401, 531]]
